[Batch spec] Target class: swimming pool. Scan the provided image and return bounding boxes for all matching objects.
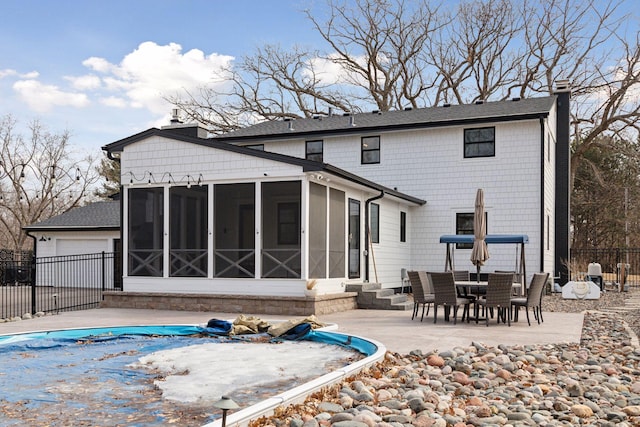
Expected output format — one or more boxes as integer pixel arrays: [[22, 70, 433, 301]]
[[0, 323, 385, 427]]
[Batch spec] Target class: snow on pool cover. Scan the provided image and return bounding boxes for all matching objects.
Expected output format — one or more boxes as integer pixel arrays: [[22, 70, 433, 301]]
[[0, 324, 379, 427]]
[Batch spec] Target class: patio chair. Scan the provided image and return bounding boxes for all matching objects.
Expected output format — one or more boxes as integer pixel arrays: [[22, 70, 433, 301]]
[[511, 272, 549, 325], [407, 270, 434, 321], [448, 270, 476, 299], [475, 273, 514, 326], [428, 272, 472, 325], [495, 270, 518, 295], [451, 270, 470, 281]]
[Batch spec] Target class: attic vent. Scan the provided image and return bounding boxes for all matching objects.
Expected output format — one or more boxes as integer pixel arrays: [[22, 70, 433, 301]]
[[475, 100, 484, 105], [371, 110, 380, 114], [512, 97, 521, 102], [287, 120, 295, 131], [442, 103, 451, 108], [283, 118, 292, 121], [404, 107, 413, 111], [343, 112, 351, 116], [349, 115, 356, 126]]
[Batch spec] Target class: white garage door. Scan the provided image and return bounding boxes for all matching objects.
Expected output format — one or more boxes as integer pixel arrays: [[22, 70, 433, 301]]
[[56, 239, 109, 256]]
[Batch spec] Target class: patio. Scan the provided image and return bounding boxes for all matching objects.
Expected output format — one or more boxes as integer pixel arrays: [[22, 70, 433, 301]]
[[0, 306, 584, 355]]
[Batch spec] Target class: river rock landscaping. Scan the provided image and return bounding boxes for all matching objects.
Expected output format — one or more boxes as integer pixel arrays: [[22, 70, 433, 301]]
[[251, 290, 640, 427]]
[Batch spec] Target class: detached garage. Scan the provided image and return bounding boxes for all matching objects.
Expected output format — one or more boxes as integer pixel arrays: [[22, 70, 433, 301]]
[[24, 200, 120, 257], [23, 200, 121, 289]]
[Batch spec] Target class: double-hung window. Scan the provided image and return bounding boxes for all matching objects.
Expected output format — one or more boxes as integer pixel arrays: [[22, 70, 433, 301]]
[[464, 127, 495, 158], [306, 140, 323, 162], [361, 136, 380, 164]]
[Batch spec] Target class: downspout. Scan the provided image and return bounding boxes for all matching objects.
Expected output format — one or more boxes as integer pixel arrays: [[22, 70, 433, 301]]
[[106, 150, 124, 289], [364, 190, 384, 282], [540, 117, 546, 279]]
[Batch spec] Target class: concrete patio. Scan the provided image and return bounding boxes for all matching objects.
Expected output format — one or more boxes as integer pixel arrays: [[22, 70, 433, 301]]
[[0, 307, 584, 354]]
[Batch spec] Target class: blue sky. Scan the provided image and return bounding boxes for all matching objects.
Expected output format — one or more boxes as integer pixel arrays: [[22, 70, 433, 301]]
[[1, 0, 637, 159], [0, 0, 322, 154]]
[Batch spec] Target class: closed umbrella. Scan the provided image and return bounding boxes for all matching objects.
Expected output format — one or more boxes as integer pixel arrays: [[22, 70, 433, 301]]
[[470, 188, 489, 282]]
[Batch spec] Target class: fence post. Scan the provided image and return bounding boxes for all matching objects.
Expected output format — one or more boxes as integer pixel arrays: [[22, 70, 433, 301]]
[[30, 257, 36, 315], [101, 251, 106, 298]]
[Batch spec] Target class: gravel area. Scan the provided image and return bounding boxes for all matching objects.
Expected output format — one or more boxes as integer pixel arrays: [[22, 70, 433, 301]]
[[543, 286, 640, 339], [251, 288, 640, 427]]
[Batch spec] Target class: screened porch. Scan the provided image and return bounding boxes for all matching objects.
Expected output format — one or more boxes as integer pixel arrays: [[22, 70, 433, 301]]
[[126, 179, 349, 282]]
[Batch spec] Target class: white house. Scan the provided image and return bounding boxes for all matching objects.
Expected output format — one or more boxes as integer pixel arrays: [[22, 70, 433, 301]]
[[101, 82, 570, 313]]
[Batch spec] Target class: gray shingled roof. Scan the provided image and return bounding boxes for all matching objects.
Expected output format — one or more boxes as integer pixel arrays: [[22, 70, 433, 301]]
[[24, 200, 120, 230], [215, 96, 557, 141]]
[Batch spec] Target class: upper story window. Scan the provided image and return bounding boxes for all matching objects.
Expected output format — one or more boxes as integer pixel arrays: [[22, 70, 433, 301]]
[[400, 211, 407, 242], [361, 136, 380, 164], [464, 127, 495, 158], [245, 144, 264, 151], [306, 140, 323, 162]]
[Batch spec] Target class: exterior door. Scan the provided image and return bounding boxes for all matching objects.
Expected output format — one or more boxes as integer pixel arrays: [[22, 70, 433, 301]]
[[348, 199, 360, 279], [113, 239, 122, 289]]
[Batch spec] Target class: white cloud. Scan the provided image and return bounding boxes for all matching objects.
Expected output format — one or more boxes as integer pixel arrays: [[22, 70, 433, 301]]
[[21, 71, 39, 79], [83, 41, 235, 115], [13, 80, 90, 113], [9, 42, 234, 122], [83, 57, 114, 73], [66, 74, 101, 90], [99, 96, 127, 108], [0, 69, 17, 78], [0, 69, 39, 79]]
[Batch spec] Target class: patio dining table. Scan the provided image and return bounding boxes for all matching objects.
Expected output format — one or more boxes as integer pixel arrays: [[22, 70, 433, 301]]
[[455, 281, 521, 323], [455, 280, 522, 297]]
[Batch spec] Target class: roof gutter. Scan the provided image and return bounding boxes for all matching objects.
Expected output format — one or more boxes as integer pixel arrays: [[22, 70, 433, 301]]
[[107, 150, 121, 162], [364, 190, 384, 283]]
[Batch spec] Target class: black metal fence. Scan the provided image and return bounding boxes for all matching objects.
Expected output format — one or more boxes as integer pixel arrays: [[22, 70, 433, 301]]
[[1, 252, 121, 320], [571, 247, 640, 286]]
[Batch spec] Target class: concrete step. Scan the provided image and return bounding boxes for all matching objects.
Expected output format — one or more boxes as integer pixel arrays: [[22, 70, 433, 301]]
[[345, 282, 381, 293], [348, 282, 412, 310]]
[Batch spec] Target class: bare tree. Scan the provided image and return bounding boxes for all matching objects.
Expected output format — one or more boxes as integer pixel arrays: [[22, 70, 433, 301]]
[[305, 0, 444, 111], [0, 116, 100, 250], [429, 0, 525, 104], [171, 0, 640, 195]]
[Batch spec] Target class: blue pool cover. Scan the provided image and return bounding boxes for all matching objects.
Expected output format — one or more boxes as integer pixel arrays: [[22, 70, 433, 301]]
[[0, 322, 376, 426], [0, 323, 377, 356]]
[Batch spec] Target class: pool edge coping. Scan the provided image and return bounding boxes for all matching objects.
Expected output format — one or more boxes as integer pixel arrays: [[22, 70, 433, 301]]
[[202, 324, 387, 427]]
